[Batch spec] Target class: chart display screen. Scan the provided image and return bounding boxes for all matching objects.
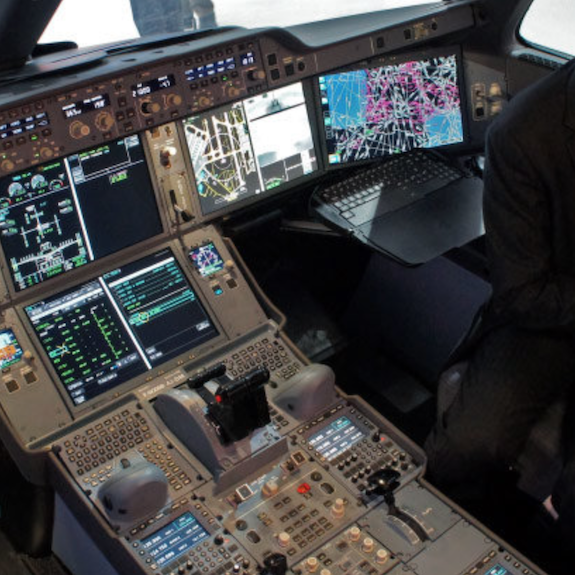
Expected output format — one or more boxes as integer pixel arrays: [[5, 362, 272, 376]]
[[0, 135, 162, 291], [308, 416, 365, 461], [25, 248, 219, 406], [319, 53, 464, 165], [182, 82, 317, 215], [189, 243, 224, 277], [0, 329, 23, 369], [141, 512, 209, 568]]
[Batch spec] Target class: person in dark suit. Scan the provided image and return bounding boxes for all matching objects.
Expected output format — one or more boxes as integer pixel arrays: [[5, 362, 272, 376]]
[[425, 59, 575, 573]]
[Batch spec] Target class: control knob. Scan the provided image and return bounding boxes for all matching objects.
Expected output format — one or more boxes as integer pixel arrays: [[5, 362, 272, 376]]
[[261, 479, 279, 498], [362, 537, 374, 553], [247, 69, 266, 82], [70, 121, 90, 139], [166, 93, 183, 107], [39, 147, 54, 160], [1, 159, 15, 172], [347, 526, 361, 542], [277, 532, 290, 548], [95, 111, 115, 131], [198, 96, 212, 108], [305, 557, 319, 573], [330, 498, 345, 519], [376, 549, 389, 564], [140, 100, 161, 115]]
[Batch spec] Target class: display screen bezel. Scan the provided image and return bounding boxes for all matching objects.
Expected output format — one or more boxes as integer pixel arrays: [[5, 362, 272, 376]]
[[315, 45, 470, 172], [17, 241, 226, 413], [179, 79, 324, 222]]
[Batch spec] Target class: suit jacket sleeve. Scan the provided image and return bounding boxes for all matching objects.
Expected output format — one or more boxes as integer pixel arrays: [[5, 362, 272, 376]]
[[484, 123, 575, 330]]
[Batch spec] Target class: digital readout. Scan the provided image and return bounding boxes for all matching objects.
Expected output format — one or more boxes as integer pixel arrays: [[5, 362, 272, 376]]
[[141, 512, 209, 568], [485, 566, 509, 575], [62, 94, 111, 119], [308, 416, 365, 461], [131, 74, 176, 97], [0, 112, 49, 140], [185, 57, 236, 82]]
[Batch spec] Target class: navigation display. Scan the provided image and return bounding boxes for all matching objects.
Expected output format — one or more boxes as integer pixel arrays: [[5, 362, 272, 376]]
[[141, 512, 209, 568], [0, 135, 162, 291], [308, 416, 365, 461], [25, 248, 219, 406], [189, 243, 224, 277], [182, 82, 317, 215], [319, 53, 464, 165]]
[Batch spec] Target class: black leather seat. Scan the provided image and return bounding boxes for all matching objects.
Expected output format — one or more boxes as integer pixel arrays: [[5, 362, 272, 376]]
[[436, 355, 567, 502]]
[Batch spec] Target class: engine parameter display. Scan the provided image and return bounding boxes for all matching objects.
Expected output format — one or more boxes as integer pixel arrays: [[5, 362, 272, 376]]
[[308, 416, 365, 461]]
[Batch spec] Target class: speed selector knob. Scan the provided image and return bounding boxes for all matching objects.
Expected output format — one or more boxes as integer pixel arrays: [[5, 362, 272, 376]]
[[70, 121, 90, 139], [95, 111, 115, 131], [141, 100, 161, 114], [305, 557, 319, 573], [261, 479, 279, 498]]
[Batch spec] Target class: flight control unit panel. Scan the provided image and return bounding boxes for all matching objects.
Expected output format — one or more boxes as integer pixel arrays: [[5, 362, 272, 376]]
[[0, 5, 534, 575]]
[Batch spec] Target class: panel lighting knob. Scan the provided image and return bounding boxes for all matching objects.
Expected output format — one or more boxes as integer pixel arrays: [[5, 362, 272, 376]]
[[198, 96, 212, 108], [376, 549, 389, 564], [331, 498, 345, 519], [166, 93, 183, 107], [227, 86, 241, 98], [70, 121, 90, 139], [305, 557, 319, 573], [140, 100, 161, 115], [95, 111, 115, 131], [277, 532, 290, 548], [362, 538, 374, 553], [261, 479, 279, 498], [1, 159, 15, 172], [348, 526, 361, 542], [39, 147, 54, 160]]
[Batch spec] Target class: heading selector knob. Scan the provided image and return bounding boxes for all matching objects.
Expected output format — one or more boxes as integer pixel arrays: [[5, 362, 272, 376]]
[[140, 100, 161, 115]]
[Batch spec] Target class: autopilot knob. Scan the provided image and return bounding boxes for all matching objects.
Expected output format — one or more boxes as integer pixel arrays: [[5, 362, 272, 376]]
[[247, 69, 266, 82], [141, 100, 161, 115]]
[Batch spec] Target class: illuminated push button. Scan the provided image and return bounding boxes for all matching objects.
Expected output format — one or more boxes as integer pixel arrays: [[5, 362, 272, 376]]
[[362, 538, 374, 553], [331, 498, 345, 519], [261, 479, 279, 498], [376, 549, 389, 564], [277, 532, 290, 548], [347, 526, 361, 542], [305, 557, 319, 573]]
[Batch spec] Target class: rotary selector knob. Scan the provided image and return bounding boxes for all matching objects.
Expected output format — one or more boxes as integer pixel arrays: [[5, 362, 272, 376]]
[[261, 479, 279, 498], [277, 532, 290, 548], [95, 111, 115, 131], [348, 526, 361, 542], [331, 498, 345, 519], [70, 121, 90, 139], [376, 549, 389, 564], [362, 538, 374, 553], [248, 69, 266, 81], [140, 100, 161, 114], [198, 96, 212, 108], [305, 557, 319, 573], [227, 86, 241, 98], [1, 159, 15, 172], [39, 147, 54, 160], [166, 93, 183, 107]]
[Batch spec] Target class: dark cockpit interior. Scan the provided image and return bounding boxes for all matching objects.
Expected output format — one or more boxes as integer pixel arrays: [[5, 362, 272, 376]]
[[0, 1, 570, 574]]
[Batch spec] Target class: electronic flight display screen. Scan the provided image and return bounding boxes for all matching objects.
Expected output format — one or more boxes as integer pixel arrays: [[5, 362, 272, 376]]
[[189, 243, 224, 277], [308, 416, 365, 461], [140, 512, 209, 568], [182, 82, 318, 215], [25, 248, 219, 406], [0, 329, 23, 369], [0, 135, 162, 292], [319, 52, 464, 165]]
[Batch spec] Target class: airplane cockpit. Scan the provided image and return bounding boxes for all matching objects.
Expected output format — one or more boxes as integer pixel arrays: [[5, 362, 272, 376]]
[[0, 1, 570, 574]]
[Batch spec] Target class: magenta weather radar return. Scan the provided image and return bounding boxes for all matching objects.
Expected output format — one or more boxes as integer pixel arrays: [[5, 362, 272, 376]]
[[319, 52, 465, 165]]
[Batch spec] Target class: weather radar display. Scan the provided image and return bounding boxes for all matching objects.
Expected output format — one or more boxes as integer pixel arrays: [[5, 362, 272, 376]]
[[319, 54, 464, 164]]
